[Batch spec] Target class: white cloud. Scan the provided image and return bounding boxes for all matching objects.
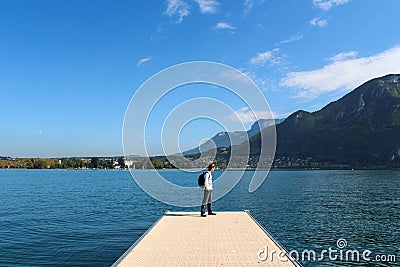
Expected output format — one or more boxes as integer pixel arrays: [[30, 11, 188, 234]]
[[165, 0, 190, 23], [212, 22, 236, 30], [137, 56, 153, 66], [229, 107, 275, 123], [244, 0, 254, 14], [220, 69, 275, 92], [194, 0, 219, 14], [280, 45, 400, 100], [313, 0, 350, 11], [243, 71, 270, 91], [243, 0, 266, 15], [219, 69, 251, 84], [280, 34, 304, 44], [328, 51, 358, 62], [310, 17, 328, 27], [249, 48, 281, 66]]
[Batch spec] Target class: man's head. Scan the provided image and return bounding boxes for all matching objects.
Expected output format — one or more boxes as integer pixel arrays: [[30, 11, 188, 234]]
[[207, 163, 216, 172]]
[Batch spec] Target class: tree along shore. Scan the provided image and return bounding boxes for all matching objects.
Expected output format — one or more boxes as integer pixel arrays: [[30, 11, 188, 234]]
[[0, 157, 126, 169], [1, 156, 398, 170]]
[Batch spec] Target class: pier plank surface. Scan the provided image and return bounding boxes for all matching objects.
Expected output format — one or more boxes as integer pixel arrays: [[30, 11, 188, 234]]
[[113, 211, 300, 266]]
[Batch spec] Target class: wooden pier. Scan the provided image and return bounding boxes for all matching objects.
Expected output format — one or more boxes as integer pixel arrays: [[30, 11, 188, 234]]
[[113, 210, 301, 266]]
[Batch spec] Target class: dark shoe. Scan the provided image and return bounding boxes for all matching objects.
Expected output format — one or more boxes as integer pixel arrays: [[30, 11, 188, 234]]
[[207, 203, 216, 215], [201, 205, 207, 217]]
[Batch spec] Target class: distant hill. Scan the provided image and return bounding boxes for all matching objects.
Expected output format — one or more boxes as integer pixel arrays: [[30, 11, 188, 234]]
[[248, 74, 400, 167], [183, 119, 284, 155]]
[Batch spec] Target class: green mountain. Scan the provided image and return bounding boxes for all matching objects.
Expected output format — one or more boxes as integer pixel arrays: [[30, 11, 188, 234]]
[[254, 74, 400, 168]]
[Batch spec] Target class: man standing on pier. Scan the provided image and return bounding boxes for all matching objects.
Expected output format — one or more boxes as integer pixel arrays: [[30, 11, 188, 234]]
[[201, 163, 216, 217]]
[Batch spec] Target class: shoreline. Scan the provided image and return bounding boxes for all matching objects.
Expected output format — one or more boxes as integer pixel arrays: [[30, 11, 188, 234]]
[[1, 167, 399, 171]]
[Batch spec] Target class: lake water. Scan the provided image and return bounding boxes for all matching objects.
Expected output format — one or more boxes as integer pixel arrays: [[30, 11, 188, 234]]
[[0, 169, 399, 266]]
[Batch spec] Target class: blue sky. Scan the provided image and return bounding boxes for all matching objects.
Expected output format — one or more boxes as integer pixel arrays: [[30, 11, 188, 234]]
[[1, 0, 400, 157]]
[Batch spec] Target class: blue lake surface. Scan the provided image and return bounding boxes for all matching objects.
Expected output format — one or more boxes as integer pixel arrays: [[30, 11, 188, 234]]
[[0, 169, 399, 266]]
